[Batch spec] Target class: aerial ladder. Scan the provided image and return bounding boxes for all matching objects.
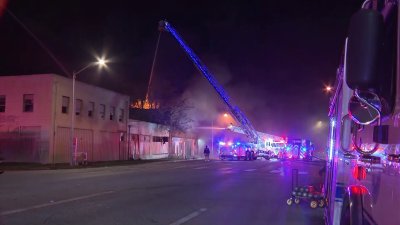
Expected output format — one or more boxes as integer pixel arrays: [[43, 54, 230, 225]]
[[227, 124, 284, 143], [158, 20, 270, 148]]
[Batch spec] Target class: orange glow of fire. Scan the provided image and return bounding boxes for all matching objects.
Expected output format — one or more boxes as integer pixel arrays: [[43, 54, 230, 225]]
[[131, 99, 159, 109]]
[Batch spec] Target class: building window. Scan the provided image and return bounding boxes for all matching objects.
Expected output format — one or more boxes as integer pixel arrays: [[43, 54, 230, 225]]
[[23, 94, 34, 112], [153, 136, 163, 142], [100, 104, 105, 119], [0, 95, 5, 112], [61, 96, 69, 114], [153, 136, 168, 144], [75, 99, 83, 116], [88, 101, 94, 117], [119, 108, 124, 122], [110, 106, 115, 121]]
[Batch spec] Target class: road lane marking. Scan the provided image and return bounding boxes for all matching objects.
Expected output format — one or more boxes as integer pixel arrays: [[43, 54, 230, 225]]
[[1, 190, 115, 216], [244, 169, 256, 172], [193, 167, 207, 170], [169, 208, 207, 225], [173, 166, 188, 169], [270, 167, 284, 176], [220, 167, 232, 170]]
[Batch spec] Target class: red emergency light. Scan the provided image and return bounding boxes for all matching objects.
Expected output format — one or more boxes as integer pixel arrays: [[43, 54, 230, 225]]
[[348, 185, 369, 196], [352, 165, 367, 180]]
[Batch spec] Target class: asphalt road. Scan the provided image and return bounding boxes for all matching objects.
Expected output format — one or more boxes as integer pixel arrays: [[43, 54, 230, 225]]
[[0, 159, 326, 225]]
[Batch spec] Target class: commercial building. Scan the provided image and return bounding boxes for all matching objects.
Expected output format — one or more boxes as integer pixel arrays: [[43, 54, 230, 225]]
[[0, 74, 129, 164], [0, 74, 201, 164]]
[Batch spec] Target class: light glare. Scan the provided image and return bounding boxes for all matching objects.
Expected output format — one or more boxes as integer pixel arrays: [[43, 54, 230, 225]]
[[325, 85, 333, 93], [96, 58, 108, 67], [98, 59, 106, 66]]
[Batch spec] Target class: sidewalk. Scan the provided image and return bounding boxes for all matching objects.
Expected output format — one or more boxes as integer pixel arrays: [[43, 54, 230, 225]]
[[0, 158, 177, 171]]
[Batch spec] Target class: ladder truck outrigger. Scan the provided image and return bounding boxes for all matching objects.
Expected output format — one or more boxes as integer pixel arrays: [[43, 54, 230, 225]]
[[325, 0, 400, 224], [159, 20, 278, 159]]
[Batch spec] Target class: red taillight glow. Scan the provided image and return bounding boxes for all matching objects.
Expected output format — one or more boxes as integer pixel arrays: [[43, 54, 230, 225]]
[[352, 166, 367, 180], [348, 185, 369, 195]]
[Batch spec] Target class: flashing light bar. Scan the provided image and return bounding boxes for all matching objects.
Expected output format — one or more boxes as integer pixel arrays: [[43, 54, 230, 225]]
[[329, 118, 336, 161]]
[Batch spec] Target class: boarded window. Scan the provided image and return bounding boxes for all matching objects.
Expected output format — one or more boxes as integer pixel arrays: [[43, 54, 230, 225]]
[[110, 106, 115, 121], [75, 99, 83, 115], [23, 94, 34, 112], [88, 101, 94, 117], [162, 137, 169, 143], [0, 95, 5, 112], [61, 96, 69, 114], [100, 104, 105, 119], [153, 136, 163, 142], [153, 136, 169, 144], [119, 108, 124, 122]]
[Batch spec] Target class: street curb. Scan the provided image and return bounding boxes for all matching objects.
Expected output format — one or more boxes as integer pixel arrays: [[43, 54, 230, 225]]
[[0, 158, 187, 171]]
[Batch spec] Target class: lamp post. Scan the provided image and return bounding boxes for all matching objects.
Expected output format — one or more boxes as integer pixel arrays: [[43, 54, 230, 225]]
[[211, 119, 214, 158], [211, 113, 230, 159], [70, 58, 107, 166]]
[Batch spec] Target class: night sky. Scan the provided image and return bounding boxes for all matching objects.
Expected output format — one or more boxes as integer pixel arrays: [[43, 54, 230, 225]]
[[0, 0, 364, 149]]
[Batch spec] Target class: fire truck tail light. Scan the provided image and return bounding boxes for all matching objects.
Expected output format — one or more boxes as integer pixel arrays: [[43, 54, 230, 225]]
[[352, 165, 367, 180], [348, 185, 369, 196]]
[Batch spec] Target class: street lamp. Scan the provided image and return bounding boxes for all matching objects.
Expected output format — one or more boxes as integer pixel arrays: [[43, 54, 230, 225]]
[[70, 58, 108, 166], [325, 85, 333, 93], [211, 112, 231, 159]]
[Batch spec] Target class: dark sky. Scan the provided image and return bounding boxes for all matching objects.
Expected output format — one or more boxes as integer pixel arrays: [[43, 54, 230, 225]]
[[0, 0, 363, 149]]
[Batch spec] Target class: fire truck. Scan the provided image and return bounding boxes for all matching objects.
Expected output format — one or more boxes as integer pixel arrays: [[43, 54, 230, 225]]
[[285, 138, 314, 160], [159, 20, 283, 158], [226, 124, 285, 159], [325, 1, 400, 224], [218, 141, 255, 160]]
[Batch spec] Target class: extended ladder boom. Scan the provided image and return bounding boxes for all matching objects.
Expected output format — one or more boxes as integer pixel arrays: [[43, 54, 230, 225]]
[[227, 124, 284, 142], [159, 20, 260, 143]]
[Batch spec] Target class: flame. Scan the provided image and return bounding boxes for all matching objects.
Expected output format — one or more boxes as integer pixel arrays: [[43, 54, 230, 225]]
[[131, 99, 159, 109]]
